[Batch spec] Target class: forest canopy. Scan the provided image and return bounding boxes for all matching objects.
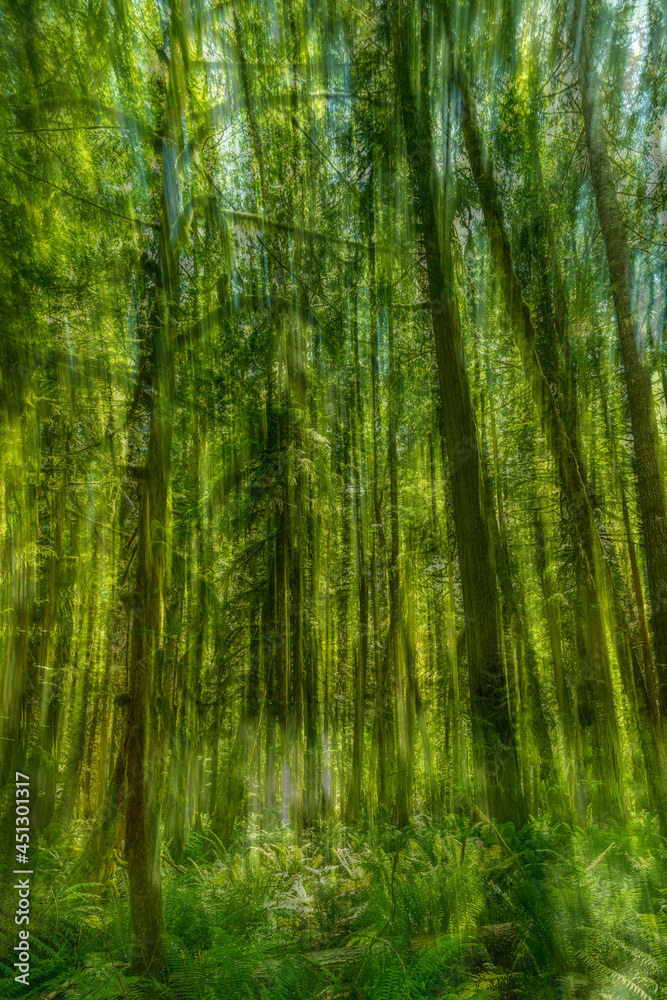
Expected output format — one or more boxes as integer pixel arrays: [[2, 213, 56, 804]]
[[1, 0, 667, 996]]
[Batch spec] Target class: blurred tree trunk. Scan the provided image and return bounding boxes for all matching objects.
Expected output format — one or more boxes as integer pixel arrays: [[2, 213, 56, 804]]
[[396, 30, 524, 825], [368, 187, 391, 818], [457, 70, 625, 822], [124, 193, 177, 972], [124, 334, 171, 975], [387, 293, 410, 828], [346, 300, 368, 824], [55, 574, 96, 830], [577, 9, 667, 723]]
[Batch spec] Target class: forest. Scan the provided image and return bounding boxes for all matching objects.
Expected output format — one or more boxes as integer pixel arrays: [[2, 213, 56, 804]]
[[0, 0, 666, 996]]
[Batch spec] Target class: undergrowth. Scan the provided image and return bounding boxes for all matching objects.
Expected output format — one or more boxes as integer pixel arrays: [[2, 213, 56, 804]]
[[1, 814, 667, 1000]]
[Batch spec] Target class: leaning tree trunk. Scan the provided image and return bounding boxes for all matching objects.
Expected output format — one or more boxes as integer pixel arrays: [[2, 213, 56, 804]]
[[395, 29, 524, 825], [577, 8, 667, 723], [455, 59, 667, 831], [456, 68, 626, 823]]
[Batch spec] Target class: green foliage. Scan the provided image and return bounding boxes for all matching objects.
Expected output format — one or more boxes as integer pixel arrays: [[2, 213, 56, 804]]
[[1, 0, 667, 996], [2, 818, 667, 999]]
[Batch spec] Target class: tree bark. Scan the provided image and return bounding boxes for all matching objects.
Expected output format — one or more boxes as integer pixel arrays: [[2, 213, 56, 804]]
[[577, 9, 667, 721], [457, 70, 625, 821], [396, 31, 524, 825], [346, 304, 368, 823]]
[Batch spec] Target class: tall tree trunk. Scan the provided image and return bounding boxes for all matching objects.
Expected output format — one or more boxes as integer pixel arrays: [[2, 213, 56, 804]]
[[346, 302, 368, 823], [457, 67, 625, 821], [336, 384, 351, 820], [396, 29, 523, 825], [125, 434, 169, 976], [577, 8, 667, 721], [124, 224, 175, 976], [387, 294, 410, 828], [368, 185, 390, 818]]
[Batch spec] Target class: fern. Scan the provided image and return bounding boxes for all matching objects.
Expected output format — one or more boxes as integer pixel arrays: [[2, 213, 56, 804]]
[[5, 815, 667, 999]]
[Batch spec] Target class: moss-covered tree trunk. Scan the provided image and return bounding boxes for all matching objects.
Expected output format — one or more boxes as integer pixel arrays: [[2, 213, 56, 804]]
[[577, 12, 667, 723], [457, 69, 625, 822], [396, 28, 523, 825]]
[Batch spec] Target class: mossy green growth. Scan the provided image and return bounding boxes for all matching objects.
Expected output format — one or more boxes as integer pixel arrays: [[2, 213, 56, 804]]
[[1, 815, 667, 999]]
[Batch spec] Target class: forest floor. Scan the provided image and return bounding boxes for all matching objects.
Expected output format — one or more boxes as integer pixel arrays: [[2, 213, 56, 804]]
[[1, 814, 667, 1000]]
